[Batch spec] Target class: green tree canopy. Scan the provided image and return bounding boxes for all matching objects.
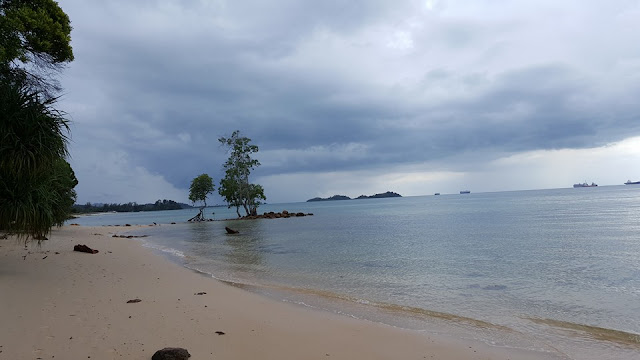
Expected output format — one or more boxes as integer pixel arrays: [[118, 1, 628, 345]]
[[189, 173, 214, 207], [0, 0, 74, 67], [1, 0, 74, 97], [218, 130, 266, 217]]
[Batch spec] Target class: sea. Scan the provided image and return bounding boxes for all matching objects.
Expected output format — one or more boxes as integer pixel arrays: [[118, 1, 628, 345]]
[[69, 186, 640, 359]]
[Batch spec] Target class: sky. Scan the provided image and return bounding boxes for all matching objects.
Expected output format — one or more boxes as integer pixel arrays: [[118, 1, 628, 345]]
[[56, 0, 640, 205]]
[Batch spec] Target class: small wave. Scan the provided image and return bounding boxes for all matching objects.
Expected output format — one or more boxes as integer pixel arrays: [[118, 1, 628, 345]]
[[170, 270, 510, 332], [141, 242, 186, 258], [182, 265, 265, 291], [525, 317, 640, 347], [233, 282, 513, 332]]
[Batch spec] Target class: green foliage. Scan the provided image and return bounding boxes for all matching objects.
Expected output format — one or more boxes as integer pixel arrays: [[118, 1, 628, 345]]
[[0, 72, 68, 174], [218, 131, 266, 217], [0, 74, 76, 238], [0, 0, 75, 239], [0, 0, 74, 67], [0, 156, 77, 239], [72, 199, 189, 214], [189, 173, 214, 207], [49, 158, 77, 226]]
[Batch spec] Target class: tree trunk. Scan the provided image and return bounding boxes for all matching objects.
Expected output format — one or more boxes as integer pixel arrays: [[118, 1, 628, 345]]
[[242, 203, 249, 217], [188, 207, 206, 222]]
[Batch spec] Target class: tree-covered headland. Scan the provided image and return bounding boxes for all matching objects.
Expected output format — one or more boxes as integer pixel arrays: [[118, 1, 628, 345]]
[[72, 200, 192, 214]]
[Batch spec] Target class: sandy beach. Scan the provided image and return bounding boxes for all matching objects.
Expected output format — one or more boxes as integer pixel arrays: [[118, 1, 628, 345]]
[[0, 225, 554, 359]]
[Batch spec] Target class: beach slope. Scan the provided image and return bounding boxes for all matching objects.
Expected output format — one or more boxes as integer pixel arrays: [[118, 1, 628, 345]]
[[1, 226, 550, 359]]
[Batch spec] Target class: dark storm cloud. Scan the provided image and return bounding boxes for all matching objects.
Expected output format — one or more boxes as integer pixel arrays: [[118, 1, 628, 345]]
[[57, 0, 640, 202]]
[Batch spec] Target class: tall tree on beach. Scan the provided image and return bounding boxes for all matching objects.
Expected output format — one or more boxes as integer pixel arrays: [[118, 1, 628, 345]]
[[187, 174, 214, 222], [0, 0, 76, 239], [0, 0, 74, 94], [218, 131, 266, 217]]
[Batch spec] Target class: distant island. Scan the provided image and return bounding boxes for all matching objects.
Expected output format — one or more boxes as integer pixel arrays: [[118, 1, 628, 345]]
[[72, 199, 193, 214], [307, 195, 352, 202], [307, 191, 401, 202], [355, 191, 402, 199]]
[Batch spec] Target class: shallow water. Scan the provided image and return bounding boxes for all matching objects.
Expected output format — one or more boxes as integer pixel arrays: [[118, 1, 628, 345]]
[[72, 186, 640, 359]]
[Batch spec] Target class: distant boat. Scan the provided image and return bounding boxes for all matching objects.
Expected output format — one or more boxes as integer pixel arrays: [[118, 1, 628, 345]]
[[573, 182, 598, 188], [460, 190, 470, 194], [434, 193, 440, 196], [625, 180, 640, 185]]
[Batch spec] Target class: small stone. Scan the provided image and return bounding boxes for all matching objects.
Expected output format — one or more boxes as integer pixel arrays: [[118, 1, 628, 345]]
[[151, 347, 191, 360]]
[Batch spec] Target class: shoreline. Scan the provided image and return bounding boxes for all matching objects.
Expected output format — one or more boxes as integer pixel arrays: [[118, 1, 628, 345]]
[[1, 225, 561, 359]]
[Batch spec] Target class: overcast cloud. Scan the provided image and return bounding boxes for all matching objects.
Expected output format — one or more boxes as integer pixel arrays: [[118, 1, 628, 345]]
[[57, 0, 640, 204]]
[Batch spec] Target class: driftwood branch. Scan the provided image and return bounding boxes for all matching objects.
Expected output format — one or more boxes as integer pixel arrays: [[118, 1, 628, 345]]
[[188, 207, 206, 222]]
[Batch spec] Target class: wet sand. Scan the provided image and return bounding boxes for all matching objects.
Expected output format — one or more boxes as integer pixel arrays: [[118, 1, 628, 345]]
[[0, 225, 553, 359]]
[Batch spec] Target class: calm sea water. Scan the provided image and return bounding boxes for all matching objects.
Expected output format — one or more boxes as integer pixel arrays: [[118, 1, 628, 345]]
[[70, 186, 640, 359]]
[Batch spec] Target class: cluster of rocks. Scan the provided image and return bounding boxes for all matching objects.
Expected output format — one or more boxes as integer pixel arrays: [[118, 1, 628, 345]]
[[112, 234, 148, 239], [241, 210, 313, 220]]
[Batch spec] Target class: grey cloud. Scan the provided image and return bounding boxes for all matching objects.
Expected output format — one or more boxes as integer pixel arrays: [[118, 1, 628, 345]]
[[57, 0, 640, 202]]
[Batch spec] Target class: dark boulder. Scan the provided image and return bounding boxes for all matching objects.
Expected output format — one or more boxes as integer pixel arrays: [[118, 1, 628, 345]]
[[151, 347, 191, 360], [73, 244, 99, 254], [225, 227, 239, 234]]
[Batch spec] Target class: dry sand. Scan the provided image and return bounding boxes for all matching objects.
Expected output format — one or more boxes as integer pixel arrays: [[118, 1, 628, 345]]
[[0, 225, 553, 359]]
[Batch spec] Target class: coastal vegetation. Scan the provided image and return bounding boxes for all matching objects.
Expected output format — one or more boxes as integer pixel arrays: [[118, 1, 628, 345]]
[[218, 131, 266, 217], [188, 174, 215, 207], [71, 200, 191, 214], [188, 174, 214, 221], [307, 191, 402, 202], [185, 131, 266, 221], [0, 0, 76, 239]]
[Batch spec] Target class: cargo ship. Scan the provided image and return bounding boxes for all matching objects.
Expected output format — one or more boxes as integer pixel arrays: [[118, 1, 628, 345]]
[[625, 180, 640, 185]]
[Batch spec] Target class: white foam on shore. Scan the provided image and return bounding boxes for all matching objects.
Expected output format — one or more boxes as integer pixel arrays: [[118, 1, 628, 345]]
[[140, 241, 186, 258]]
